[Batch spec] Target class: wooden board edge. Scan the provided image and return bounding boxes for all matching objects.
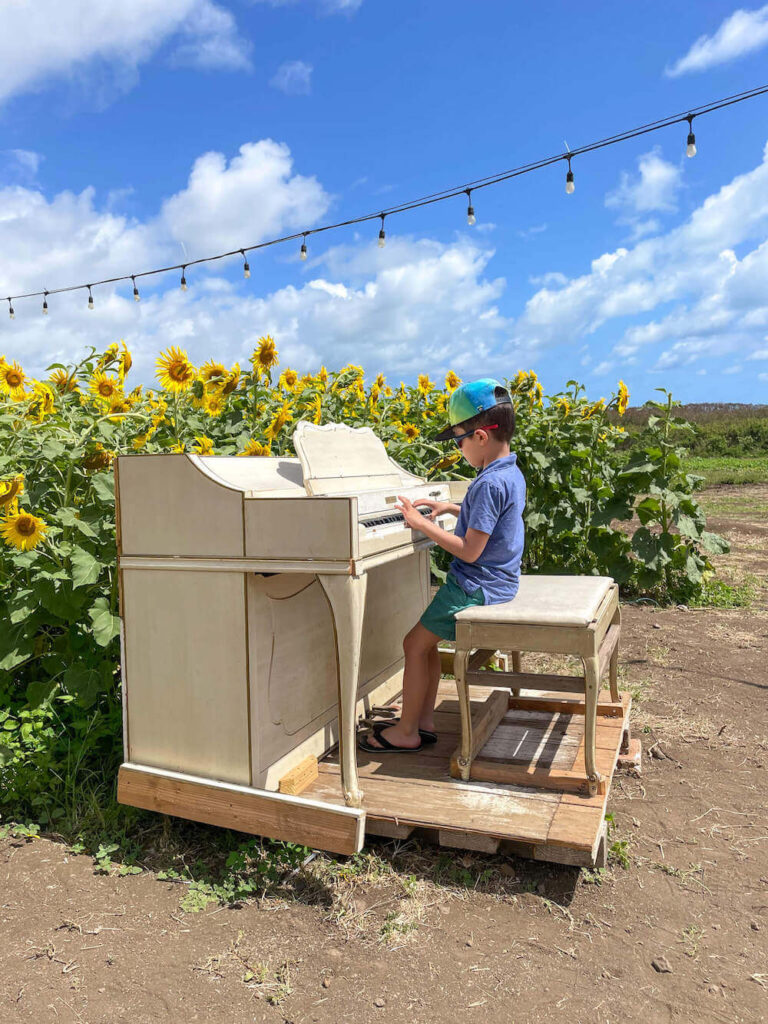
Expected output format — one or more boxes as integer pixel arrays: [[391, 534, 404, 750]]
[[118, 762, 364, 856]]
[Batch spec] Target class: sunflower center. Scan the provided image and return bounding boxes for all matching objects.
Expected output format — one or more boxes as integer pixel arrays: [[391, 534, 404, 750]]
[[7, 371, 22, 388], [169, 362, 192, 382], [17, 516, 36, 537]]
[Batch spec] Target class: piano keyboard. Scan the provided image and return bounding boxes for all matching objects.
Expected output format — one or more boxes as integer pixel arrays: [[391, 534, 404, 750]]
[[360, 506, 433, 530]]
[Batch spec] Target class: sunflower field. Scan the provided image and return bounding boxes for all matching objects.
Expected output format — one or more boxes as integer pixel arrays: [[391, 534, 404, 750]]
[[0, 339, 727, 832]]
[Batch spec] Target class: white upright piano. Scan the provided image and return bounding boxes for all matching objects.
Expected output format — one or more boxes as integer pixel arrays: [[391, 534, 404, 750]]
[[115, 422, 469, 816]]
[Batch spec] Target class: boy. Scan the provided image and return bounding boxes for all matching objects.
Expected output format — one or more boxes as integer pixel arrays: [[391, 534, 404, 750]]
[[360, 379, 526, 753]]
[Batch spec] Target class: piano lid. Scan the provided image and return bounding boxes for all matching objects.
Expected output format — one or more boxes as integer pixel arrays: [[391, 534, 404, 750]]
[[293, 421, 425, 496]]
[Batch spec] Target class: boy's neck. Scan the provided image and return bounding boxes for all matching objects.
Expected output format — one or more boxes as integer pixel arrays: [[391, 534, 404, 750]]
[[479, 443, 511, 470]]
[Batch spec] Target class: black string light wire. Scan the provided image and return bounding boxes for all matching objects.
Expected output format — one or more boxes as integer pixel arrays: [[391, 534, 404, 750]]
[[3, 83, 768, 317]]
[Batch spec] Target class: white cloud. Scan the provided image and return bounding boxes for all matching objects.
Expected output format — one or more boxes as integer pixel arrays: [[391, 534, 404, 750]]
[[606, 148, 683, 215], [723, 364, 742, 374], [509, 141, 768, 372], [251, 0, 363, 13], [269, 60, 313, 95], [666, 4, 768, 76], [748, 348, 768, 359], [1, 149, 43, 182], [0, 0, 250, 107]]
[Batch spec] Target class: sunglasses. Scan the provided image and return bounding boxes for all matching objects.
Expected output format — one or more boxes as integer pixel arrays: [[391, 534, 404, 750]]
[[451, 424, 499, 448]]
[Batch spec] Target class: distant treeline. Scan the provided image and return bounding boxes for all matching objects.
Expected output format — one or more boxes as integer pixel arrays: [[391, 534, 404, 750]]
[[607, 403, 768, 457]]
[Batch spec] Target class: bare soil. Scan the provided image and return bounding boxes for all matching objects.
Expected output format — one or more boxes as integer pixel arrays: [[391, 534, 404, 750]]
[[2, 486, 767, 1024]]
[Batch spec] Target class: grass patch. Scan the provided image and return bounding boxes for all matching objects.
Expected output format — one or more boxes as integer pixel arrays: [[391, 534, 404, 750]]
[[685, 455, 768, 486], [688, 575, 758, 609]]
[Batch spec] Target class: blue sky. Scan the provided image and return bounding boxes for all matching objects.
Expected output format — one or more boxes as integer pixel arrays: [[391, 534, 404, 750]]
[[2, 0, 768, 404]]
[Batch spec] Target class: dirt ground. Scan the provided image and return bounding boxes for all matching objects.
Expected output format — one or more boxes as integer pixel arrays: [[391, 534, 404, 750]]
[[1, 485, 767, 1024]]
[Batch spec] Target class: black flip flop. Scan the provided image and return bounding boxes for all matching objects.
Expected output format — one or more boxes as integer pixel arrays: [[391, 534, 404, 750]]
[[363, 717, 437, 744], [358, 724, 423, 754]]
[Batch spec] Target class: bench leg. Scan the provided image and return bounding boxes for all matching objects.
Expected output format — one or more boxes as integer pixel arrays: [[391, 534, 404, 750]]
[[582, 653, 602, 797], [510, 650, 522, 697], [454, 648, 472, 782], [609, 605, 621, 703]]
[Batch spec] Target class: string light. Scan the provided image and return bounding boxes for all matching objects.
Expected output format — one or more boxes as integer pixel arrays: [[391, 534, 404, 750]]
[[565, 154, 575, 194], [241, 250, 250, 279], [3, 84, 766, 316], [300, 233, 308, 261], [686, 115, 697, 158], [132, 276, 140, 302], [466, 189, 476, 226], [42, 291, 49, 315], [7, 298, 14, 320]]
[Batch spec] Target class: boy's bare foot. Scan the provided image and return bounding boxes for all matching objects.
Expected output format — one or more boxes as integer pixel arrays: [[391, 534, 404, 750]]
[[362, 723, 421, 750]]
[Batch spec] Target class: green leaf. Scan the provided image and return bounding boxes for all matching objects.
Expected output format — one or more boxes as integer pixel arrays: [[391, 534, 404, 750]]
[[26, 679, 57, 708], [9, 589, 36, 624], [63, 665, 102, 708], [70, 546, 101, 588], [699, 531, 729, 555], [675, 514, 701, 540], [57, 507, 98, 538], [88, 598, 121, 647], [91, 473, 115, 502]]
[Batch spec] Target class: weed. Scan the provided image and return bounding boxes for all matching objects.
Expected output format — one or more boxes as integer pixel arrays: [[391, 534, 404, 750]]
[[681, 924, 704, 958]]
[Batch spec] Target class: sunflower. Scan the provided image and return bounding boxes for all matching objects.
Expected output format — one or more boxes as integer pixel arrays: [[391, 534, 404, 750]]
[[311, 393, 322, 425], [265, 402, 293, 442], [156, 346, 195, 393], [1, 509, 48, 551], [221, 364, 241, 395], [118, 341, 133, 380], [400, 422, 420, 441], [435, 394, 447, 414], [132, 431, 152, 451], [0, 360, 26, 397], [445, 370, 461, 392], [617, 380, 629, 416], [203, 392, 225, 417], [170, 441, 186, 453], [317, 366, 329, 387], [96, 343, 119, 371], [417, 374, 434, 397], [279, 368, 298, 391], [430, 451, 461, 473], [27, 382, 56, 423], [83, 443, 115, 472], [374, 372, 386, 389], [238, 439, 272, 457], [48, 368, 78, 394], [0, 475, 24, 512], [200, 359, 228, 383], [251, 335, 279, 377], [89, 371, 122, 403], [107, 396, 131, 421], [191, 435, 215, 455]]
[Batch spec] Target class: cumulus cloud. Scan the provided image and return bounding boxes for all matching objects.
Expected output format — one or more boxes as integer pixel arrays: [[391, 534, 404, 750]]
[[666, 4, 768, 76], [0, 0, 250, 107], [606, 148, 683, 215], [269, 60, 313, 95]]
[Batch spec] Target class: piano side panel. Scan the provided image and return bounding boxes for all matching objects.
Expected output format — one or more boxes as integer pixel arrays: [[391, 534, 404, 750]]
[[122, 569, 251, 785], [117, 455, 244, 558], [244, 497, 356, 561]]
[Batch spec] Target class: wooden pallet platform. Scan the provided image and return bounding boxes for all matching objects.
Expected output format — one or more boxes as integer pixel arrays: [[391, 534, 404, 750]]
[[303, 681, 631, 866]]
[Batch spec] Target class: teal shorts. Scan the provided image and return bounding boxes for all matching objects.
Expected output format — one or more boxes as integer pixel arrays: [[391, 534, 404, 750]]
[[420, 575, 485, 641]]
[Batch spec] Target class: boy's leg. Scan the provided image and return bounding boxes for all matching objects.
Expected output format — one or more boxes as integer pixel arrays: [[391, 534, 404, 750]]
[[364, 622, 439, 749], [418, 644, 442, 732]]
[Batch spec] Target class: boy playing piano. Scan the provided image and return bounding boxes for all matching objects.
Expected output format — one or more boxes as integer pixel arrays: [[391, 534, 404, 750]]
[[359, 379, 525, 752]]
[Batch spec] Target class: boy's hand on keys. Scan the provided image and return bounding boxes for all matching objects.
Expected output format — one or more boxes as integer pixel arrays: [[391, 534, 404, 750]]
[[414, 498, 452, 521], [395, 495, 430, 531]]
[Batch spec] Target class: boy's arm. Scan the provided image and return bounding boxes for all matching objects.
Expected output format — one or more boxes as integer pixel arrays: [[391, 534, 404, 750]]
[[396, 496, 490, 563]]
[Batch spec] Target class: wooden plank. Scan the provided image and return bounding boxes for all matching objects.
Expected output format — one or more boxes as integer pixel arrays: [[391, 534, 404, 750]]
[[468, 670, 586, 694], [456, 620, 597, 658], [307, 770, 558, 842], [449, 689, 509, 778], [278, 755, 318, 796], [508, 694, 624, 718], [366, 819, 415, 839], [118, 763, 364, 856], [439, 829, 500, 854], [597, 623, 621, 680], [466, 759, 607, 797]]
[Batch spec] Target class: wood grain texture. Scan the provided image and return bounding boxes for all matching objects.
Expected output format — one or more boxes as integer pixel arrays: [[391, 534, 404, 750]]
[[118, 764, 364, 855], [278, 755, 318, 796], [449, 688, 509, 778]]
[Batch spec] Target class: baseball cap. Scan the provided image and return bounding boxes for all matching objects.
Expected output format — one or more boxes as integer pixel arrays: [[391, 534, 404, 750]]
[[433, 378, 513, 441]]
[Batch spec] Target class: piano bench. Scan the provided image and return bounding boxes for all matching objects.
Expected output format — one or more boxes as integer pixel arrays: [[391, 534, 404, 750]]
[[450, 575, 621, 798]]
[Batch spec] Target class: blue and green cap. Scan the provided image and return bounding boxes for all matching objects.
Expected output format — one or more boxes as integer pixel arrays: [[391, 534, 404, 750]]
[[433, 378, 512, 441]]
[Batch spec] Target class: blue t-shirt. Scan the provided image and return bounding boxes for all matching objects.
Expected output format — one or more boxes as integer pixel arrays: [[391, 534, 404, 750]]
[[449, 453, 526, 604]]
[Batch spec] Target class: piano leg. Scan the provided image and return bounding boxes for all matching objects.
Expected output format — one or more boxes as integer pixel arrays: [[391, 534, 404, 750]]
[[318, 572, 368, 809]]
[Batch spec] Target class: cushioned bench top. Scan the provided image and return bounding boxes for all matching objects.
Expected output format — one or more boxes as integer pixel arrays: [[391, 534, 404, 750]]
[[454, 575, 615, 628]]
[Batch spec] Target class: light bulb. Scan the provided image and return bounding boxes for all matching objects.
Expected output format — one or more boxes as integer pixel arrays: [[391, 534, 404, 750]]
[[243, 261, 250, 279], [378, 215, 386, 248], [8, 300, 14, 320], [42, 295, 49, 315], [180, 269, 188, 291], [133, 278, 140, 302], [566, 170, 575, 194], [300, 239, 308, 260], [88, 288, 94, 310], [467, 205, 476, 226], [686, 132, 697, 158]]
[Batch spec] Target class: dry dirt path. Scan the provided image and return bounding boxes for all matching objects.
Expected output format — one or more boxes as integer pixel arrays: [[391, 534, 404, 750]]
[[1, 486, 766, 1024]]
